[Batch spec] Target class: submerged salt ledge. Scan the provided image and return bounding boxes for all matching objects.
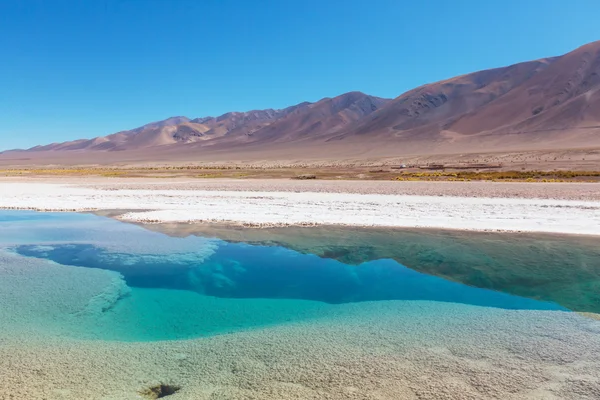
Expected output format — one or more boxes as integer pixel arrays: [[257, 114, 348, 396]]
[[1, 182, 600, 235]]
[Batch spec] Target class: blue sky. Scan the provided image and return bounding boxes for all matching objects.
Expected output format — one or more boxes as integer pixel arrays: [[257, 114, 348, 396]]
[[1, 0, 599, 150]]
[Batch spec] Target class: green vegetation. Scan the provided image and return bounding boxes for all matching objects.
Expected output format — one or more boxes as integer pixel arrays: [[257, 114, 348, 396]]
[[395, 170, 600, 182]]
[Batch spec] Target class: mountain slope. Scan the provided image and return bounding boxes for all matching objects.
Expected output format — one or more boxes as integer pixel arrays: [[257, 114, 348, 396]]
[[333, 41, 600, 151], [246, 92, 390, 144], [189, 102, 311, 139], [20, 92, 389, 152]]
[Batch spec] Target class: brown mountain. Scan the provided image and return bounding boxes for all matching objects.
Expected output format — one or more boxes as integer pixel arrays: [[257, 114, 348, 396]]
[[22, 93, 386, 152], [3, 40, 600, 163], [244, 91, 390, 144], [28, 116, 193, 152], [330, 41, 600, 152], [188, 102, 311, 139]]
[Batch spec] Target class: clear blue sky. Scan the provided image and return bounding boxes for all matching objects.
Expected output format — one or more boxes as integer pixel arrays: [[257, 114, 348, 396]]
[[1, 0, 599, 150]]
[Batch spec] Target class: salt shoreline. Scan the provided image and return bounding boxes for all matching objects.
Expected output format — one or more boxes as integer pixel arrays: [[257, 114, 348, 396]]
[[0, 180, 599, 235]]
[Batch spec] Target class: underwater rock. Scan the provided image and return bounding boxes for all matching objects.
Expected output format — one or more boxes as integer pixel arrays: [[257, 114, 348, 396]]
[[139, 384, 181, 399]]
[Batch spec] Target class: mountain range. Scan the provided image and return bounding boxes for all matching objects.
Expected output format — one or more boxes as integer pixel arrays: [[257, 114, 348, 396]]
[[3, 40, 600, 163]]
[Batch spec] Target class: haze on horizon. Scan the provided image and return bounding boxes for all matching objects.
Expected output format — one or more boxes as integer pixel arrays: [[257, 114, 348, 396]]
[[1, 0, 600, 150]]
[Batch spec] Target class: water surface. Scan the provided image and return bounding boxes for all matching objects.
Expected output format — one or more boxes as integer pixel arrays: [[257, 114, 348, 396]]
[[1, 210, 589, 342]]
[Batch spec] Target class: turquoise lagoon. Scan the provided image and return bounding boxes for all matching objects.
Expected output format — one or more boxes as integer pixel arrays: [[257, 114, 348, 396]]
[[0, 210, 582, 342]]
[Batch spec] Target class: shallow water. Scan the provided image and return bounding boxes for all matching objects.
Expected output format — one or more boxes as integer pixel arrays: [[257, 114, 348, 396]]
[[0, 210, 586, 342]]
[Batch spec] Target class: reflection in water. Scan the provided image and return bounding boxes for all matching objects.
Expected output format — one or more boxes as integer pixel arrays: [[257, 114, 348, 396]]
[[3, 209, 600, 316], [145, 223, 600, 314], [14, 242, 563, 311]]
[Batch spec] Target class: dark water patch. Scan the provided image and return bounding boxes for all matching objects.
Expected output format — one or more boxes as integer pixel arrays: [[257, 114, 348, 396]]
[[13, 241, 564, 311], [144, 223, 600, 313], [15, 243, 196, 292]]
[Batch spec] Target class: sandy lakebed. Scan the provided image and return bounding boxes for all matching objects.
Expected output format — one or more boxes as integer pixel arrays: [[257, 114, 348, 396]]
[[0, 177, 600, 399]]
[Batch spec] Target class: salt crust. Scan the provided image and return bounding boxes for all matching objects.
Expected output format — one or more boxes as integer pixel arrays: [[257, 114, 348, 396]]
[[0, 182, 599, 235]]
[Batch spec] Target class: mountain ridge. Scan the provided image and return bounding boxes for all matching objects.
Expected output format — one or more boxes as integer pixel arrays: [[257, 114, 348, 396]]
[[3, 40, 600, 161]]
